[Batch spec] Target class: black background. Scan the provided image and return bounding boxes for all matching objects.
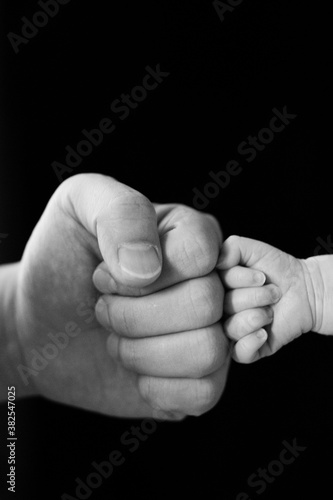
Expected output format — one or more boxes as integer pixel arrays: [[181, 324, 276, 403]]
[[0, 1, 332, 499]]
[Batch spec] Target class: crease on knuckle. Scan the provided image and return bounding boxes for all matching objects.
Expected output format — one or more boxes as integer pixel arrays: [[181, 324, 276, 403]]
[[187, 279, 212, 327], [106, 192, 155, 221], [118, 300, 138, 336], [195, 275, 223, 326], [120, 338, 137, 370], [182, 228, 216, 277], [139, 376, 156, 407], [193, 328, 221, 377]]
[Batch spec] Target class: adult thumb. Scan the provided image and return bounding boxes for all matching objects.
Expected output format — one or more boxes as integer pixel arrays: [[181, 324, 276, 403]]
[[59, 173, 162, 287]]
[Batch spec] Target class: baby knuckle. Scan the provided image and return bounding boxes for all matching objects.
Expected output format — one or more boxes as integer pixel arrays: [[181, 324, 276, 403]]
[[225, 234, 241, 249], [253, 287, 264, 307], [236, 315, 251, 336], [232, 268, 244, 283], [249, 312, 262, 329]]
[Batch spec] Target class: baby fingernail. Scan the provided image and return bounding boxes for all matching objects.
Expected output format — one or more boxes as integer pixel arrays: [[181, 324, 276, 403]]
[[265, 306, 274, 319], [254, 272, 266, 285], [256, 329, 267, 340], [271, 286, 281, 303]]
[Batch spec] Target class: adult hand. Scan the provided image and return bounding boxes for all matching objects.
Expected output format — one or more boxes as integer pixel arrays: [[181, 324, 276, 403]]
[[14, 174, 230, 419]]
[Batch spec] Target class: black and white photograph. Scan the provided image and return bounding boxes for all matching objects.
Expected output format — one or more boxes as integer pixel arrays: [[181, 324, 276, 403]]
[[0, 1, 332, 499]]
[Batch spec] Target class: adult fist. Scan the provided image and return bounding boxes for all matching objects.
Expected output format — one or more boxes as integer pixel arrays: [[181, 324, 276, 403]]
[[93, 202, 229, 418], [14, 174, 230, 420]]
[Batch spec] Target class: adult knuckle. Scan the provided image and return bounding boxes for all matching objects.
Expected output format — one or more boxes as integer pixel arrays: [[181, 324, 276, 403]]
[[102, 191, 156, 225], [111, 299, 136, 335], [120, 302, 134, 335], [190, 274, 223, 326], [188, 278, 213, 326], [192, 327, 223, 377], [194, 232, 217, 274], [181, 236, 209, 276], [114, 191, 152, 211], [192, 378, 217, 416], [119, 338, 137, 370], [181, 222, 218, 277], [138, 376, 157, 407]]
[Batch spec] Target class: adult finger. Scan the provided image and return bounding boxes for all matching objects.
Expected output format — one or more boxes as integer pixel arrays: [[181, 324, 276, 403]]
[[106, 323, 228, 378], [95, 272, 224, 337], [138, 362, 230, 417], [57, 173, 162, 287], [93, 204, 222, 296]]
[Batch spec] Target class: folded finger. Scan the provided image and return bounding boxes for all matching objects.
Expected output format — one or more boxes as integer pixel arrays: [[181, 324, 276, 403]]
[[95, 272, 223, 337], [224, 307, 273, 341], [138, 362, 230, 417], [232, 330, 268, 364], [93, 205, 222, 297], [224, 284, 281, 315], [220, 266, 266, 289], [107, 323, 228, 378]]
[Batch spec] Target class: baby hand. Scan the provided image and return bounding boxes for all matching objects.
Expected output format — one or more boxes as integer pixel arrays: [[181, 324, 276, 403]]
[[218, 236, 314, 363]]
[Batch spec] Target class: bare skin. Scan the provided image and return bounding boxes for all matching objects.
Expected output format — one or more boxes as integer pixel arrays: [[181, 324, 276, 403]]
[[0, 174, 230, 420], [218, 236, 332, 363]]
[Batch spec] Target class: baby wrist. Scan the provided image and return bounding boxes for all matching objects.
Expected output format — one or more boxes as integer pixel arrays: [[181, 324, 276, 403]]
[[302, 255, 333, 335]]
